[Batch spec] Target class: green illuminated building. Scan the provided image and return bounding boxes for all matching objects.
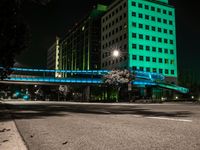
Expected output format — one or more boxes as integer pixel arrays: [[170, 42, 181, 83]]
[[59, 4, 107, 74], [101, 0, 177, 83]]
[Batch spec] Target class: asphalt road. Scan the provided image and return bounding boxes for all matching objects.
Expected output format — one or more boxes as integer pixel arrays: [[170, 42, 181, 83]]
[[4, 101, 200, 150]]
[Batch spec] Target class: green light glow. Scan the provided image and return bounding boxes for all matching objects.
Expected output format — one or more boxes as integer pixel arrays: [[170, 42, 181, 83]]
[[128, 0, 177, 77]]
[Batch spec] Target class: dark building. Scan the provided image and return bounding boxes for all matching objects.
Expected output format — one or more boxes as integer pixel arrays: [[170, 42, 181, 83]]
[[58, 4, 107, 74]]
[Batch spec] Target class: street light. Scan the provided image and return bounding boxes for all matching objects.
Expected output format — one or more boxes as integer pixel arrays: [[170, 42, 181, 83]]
[[112, 49, 120, 57]]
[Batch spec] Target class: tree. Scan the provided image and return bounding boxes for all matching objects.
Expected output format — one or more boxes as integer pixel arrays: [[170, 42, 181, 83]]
[[102, 69, 135, 101], [0, 0, 50, 79]]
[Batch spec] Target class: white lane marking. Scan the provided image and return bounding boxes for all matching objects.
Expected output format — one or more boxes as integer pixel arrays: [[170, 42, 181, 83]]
[[146, 116, 193, 122]]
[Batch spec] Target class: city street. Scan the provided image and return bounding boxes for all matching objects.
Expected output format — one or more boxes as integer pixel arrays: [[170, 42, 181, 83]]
[[2, 101, 200, 150]]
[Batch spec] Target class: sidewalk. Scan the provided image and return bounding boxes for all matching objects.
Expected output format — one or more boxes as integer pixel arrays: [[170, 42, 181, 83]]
[[0, 100, 27, 150]]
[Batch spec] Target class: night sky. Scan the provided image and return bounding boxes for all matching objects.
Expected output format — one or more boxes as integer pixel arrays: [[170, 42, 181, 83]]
[[16, 0, 200, 78]]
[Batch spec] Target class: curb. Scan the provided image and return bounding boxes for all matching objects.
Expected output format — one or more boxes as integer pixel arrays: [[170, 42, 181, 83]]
[[0, 102, 27, 150]]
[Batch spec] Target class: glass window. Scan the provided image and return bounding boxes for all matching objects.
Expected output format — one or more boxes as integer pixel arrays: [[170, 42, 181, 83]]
[[145, 15, 149, 20], [159, 58, 162, 63], [165, 69, 169, 74], [146, 67, 150, 72], [145, 5, 149, 10], [153, 68, 157, 72], [159, 69, 163, 73], [145, 25, 150, 30], [139, 34, 143, 39], [151, 6, 155, 11], [146, 46, 150, 51], [152, 57, 156, 62], [152, 47, 156, 52], [132, 44, 137, 49], [146, 35, 150, 40], [138, 13, 143, 18], [132, 33, 136, 38], [171, 70, 174, 74], [164, 49, 168, 53], [132, 12, 136, 16], [139, 24, 143, 28], [138, 3, 142, 8], [132, 55, 137, 60], [170, 49, 174, 54], [146, 57, 150, 61], [158, 48, 162, 53], [132, 22, 136, 27], [139, 45, 144, 50], [139, 56, 144, 61], [132, 1, 136, 6]]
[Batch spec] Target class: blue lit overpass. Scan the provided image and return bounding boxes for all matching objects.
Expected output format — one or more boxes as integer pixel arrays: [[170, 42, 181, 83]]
[[0, 67, 189, 94]]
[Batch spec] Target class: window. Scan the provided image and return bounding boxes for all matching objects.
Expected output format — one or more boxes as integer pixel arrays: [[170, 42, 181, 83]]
[[139, 56, 144, 61], [151, 6, 155, 11], [152, 57, 156, 62], [159, 69, 163, 73], [132, 12, 136, 17], [132, 44, 137, 49], [146, 67, 150, 72], [152, 36, 156, 41], [163, 19, 167, 24], [169, 11, 172, 16], [163, 9, 167, 14], [145, 5, 149, 9], [132, 33, 136, 38], [169, 20, 173, 25], [145, 15, 149, 20], [158, 48, 162, 53], [132, 1, 136, 6], [138, 13, 143, 18], [165, 69, 169, 74], [132, 22, 136, 27], [138, 3, 142, 8], [171, 70, 175, 75], [146, 46, 150, 51], [153, 68, 157, 72], [158, 28, 162, 32], [170, 40, 174, 44], [164, 29, 168, 34], [132, 55, 137, 60], [132, 66, 137, 70], [146, 35, 150, 40], [170, 49, 174, 54], [170, 60, 175, 65], [139, 67, 144, 71], [139, 34, 143, 39], [165, 59, 169, 64], [151, 16, 155, 21], [139, 45, 144, 50], [158, 38, 162, 43], [157, 8, 161, 12], [169, 30, 173, 35], [152, 26, 156, 31], [145, 25, 150, 30], [164, 39, 168, 44], [146, 57, 150, 61], [157, 18, 161, 22], [152, 47, 156, 52], [159, 58, 162, 63], [139, 24, 143, 28]]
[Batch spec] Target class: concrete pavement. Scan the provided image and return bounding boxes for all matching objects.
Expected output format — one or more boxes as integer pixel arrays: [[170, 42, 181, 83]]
[[0, 100, 27, 150]]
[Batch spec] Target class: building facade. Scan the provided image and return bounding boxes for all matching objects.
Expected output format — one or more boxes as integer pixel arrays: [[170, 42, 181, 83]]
[[101, 0, 177, 83], [58, 4, 107, 75]]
